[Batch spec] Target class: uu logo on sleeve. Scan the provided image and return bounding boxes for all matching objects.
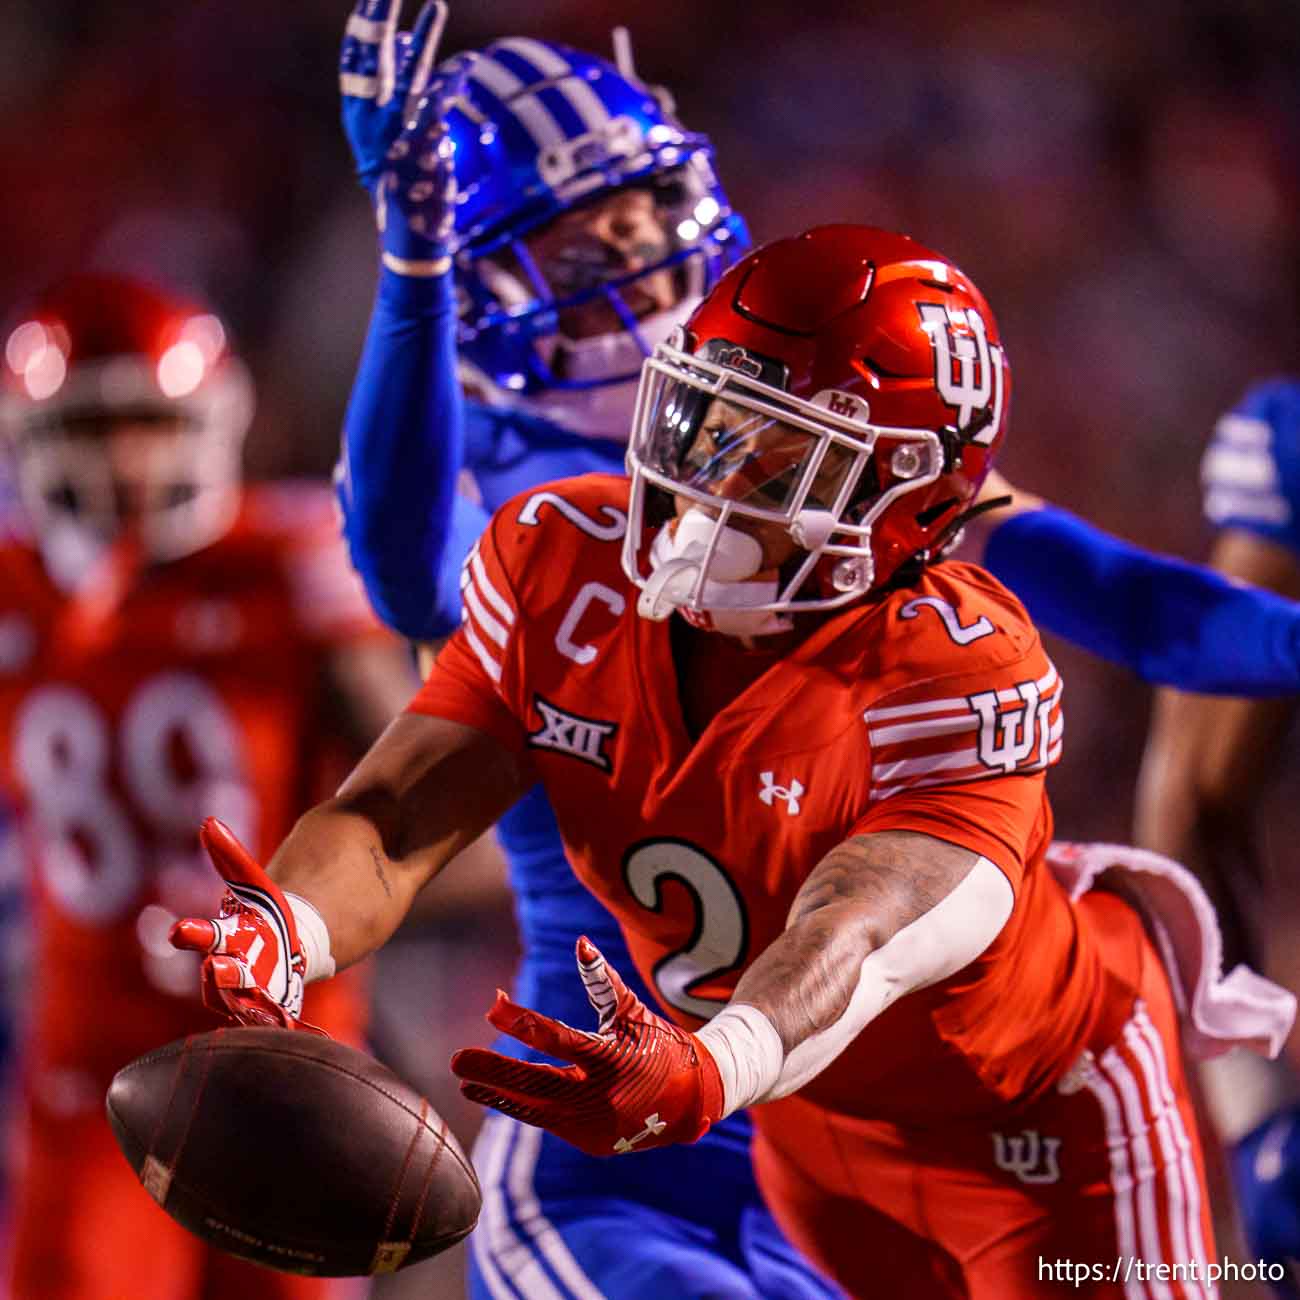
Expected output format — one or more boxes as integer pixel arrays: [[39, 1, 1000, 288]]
[[969, 680, 1052, 774]]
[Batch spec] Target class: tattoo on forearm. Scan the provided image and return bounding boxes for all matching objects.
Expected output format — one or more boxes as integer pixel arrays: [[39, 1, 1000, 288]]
[[369, 845, 393, 898], [732, 831, 977, 1052]]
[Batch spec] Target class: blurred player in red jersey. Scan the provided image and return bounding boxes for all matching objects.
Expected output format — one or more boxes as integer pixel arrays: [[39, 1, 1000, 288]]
[[171, 227, 1295, 1298], [0, 272, 411, 1300]]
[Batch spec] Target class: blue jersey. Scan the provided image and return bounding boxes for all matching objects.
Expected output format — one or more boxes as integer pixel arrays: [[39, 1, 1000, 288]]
[[1201, 377, 1300, 554]]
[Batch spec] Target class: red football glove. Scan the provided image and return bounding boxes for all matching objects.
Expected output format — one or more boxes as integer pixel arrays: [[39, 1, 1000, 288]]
[[169, 817, 325, 1034], [450, 936, 724, 1157]]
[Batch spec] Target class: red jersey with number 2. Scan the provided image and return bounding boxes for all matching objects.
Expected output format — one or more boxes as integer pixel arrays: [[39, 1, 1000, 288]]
[[412, 473, 1114, 1124]]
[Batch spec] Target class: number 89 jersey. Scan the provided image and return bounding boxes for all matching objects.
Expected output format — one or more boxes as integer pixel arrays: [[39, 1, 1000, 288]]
[[0, 484, 382, 1087], [415, 474, 1114, 1125]]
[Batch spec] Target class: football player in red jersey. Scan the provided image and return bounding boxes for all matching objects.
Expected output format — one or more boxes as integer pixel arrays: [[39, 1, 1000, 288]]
[[0, 273, 412, 1300], [173, 226, 1294, 1298]]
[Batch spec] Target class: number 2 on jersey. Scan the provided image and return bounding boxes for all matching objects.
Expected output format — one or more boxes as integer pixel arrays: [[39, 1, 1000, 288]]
[[517, 491, 626, 540], [622, 839, 748, 1020]]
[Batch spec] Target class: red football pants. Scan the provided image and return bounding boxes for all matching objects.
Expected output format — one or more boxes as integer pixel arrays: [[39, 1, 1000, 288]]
[[751, 893, 1217, 1299]]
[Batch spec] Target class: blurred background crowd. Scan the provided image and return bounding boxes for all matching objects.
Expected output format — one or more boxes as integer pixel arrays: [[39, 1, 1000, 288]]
[[1, 0, 1299, 1293], [6, 0, 1300, 836]]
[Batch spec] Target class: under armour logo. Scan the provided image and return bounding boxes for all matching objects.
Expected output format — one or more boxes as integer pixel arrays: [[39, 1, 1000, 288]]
[[759, 771, 804, 815], [992, 1130, 1062, 1184], [614, 1113, 667, 1154], [527, 695, 617, 772], [917, 302, 1002, 440]]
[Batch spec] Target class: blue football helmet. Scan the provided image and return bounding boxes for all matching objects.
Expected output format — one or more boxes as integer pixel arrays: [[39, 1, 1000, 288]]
[[444, 35, 749, 427]]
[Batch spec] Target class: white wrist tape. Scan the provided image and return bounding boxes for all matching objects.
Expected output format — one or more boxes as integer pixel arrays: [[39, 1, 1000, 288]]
[[696, 1004, 784, 1117], [286, 892, 336, 983], [695, 856, 1014, 1113]]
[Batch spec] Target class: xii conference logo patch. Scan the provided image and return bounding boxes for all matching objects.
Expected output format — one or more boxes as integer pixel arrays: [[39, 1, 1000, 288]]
[[527, 694, 618, 772]]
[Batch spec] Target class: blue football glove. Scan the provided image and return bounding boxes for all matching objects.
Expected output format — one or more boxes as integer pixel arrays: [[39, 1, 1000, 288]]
[[339, 0, 471, 276]]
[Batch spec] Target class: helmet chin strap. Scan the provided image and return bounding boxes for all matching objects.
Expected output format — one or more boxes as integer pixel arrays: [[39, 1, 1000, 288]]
[[638, 507, 792, 637]]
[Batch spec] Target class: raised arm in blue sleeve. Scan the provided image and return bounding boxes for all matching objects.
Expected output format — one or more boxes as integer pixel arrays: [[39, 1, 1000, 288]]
[[335, 267, 466, 641], [983, 505, 1300, 697], [335, 12, 477, 640]]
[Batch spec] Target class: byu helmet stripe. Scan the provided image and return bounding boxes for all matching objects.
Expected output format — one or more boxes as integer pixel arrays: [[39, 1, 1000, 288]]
[[471, 56, 567, 150], [487, 48, 590, 139], [496, 39, 614, 133], [495, 37, 570, 76], [461, 76, 548, 166]]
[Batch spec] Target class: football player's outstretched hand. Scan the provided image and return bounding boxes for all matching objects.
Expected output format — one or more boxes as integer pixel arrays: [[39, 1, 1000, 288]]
[[169, 818, 326, 1034], [339, 0, 473, 275], [451, 937, 724, 1157]]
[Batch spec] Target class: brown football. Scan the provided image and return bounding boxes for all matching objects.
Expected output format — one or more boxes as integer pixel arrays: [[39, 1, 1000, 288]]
[[106, 1027, 480, 1276]]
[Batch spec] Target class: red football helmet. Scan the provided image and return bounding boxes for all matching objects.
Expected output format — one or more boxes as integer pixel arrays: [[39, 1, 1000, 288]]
[[622, 224, 1010, 635], [0, 273, 253, 586]]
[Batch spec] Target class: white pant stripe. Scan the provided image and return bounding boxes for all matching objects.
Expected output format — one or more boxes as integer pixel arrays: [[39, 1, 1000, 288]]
[[472, 1114, 566, 1299], [1124, 1021, 1205, 1299], [1102, 1045, 1175, 1300], [505, 1122, 606, 1300], [470, 1114, 525, 1300], [471, 1113, 608, 1299], [1083, 1061, 1149, 1299], [1133, 1005, 1214, 1294]]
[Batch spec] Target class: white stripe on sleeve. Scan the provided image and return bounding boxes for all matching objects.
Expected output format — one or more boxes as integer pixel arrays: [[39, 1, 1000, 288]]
[[471, 549, 516, 626]]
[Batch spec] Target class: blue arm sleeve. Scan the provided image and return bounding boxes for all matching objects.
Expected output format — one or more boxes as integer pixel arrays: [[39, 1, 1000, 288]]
[[431, 494, 492, 639], [983, 505, 1300, 697], [335, 266, 466, 642]]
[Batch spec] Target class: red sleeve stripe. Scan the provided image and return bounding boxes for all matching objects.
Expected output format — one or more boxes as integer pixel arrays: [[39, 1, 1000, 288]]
[[867, 713, 978, 746], [469, 547, 515, 628], [456, 539, 518, 685], [869, 667, 1063, 801], [873, 747, 989, 788], [864, 666, 1058, 731], [463, 576, 508, 648], [864, 694, 972, 725], [461, 616, 503, 683]]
